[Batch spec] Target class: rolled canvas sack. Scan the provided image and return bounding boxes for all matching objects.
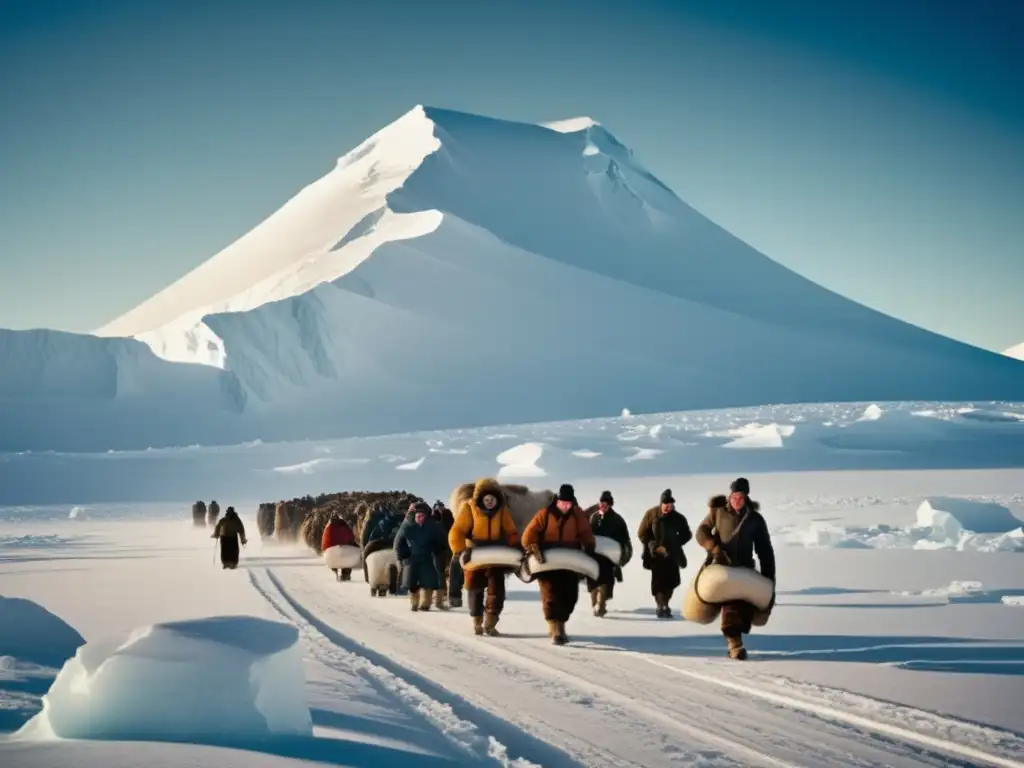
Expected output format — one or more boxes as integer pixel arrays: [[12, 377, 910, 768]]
[[462, 545, 524, 572], [365, 548, 398, 588], [592, 535, 623, 566], [323, 545, 361, 570], [523, 548, 600, 581], [682, 563, 774, 623]]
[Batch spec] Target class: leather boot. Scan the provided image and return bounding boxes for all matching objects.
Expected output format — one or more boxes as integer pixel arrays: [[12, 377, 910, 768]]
[[590, 589, 599, 609], [473, 615, 484, 636], [726, 635, 747, 660], [409, 591, 421, 611], [420, 589, 434, 611], [595, 588, 608, 617], [483, 613, 500, 636], [547, 620, 560, 644], [554, 621, 568, 645], [434, 590, 449, 611]]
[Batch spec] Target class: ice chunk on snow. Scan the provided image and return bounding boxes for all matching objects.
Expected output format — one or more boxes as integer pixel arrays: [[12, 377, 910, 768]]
[[723, 423, 795, 449], [620, 408, 632, 418], [396, 457, 425, 470], [1002, 595, 1024, 606], [625, 447, 663, 462], [18, 616, 311, 742], [497, 442, 543, 466], [0, 597, 85, 668], [916, 498, 1023, 535], [857, 404, 884, 421], [496, 442, 546, 478], [68, 506, 85, 520]]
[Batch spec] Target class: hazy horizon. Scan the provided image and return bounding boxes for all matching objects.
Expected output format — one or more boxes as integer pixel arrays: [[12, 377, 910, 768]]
[[1, 0, 1021, 353]]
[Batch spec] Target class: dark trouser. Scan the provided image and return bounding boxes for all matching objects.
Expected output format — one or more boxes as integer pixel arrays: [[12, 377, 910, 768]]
[[721, 601, 755, 638], [650, 557, 681, 602], [220, 536, 240, 568], [448, 554, 465, 602], [538, 571, 580, 622], [586, 555, 617, 599], [466, 567, 507, 618]]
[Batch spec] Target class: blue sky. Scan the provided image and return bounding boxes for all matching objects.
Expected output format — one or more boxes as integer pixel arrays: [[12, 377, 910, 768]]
[[1, 0, 1021, 352]]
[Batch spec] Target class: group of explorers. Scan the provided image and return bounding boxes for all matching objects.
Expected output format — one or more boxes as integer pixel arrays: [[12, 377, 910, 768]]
[[314, 476, 775, 659]]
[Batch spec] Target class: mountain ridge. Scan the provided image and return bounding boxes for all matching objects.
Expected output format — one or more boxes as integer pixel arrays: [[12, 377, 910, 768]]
[[2, 104, 1021, 452]]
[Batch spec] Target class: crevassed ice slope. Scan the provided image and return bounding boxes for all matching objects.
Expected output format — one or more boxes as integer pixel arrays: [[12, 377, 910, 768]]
[[3, 105, 1023, 452]]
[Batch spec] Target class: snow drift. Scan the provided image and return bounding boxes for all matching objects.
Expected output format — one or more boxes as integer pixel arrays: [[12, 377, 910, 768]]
[[17, 616, 312, 742], [0, 597, 85, 669], [4, 105, 1024, 452]]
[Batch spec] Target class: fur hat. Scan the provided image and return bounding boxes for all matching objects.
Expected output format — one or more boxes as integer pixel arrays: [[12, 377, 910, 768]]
[[557, 484, 576, 503], [660, 489, 675, 505], [730, 477, 750, 496], [599, 490, 614, 505]]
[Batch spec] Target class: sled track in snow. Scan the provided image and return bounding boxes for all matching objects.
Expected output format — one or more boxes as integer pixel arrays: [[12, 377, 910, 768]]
[[365, 603, 1020, 768], [259, 569, 748, 768], [258, 566, 1024, 768], [315, 569, 1024, 768], [250, 568, 583, 768]]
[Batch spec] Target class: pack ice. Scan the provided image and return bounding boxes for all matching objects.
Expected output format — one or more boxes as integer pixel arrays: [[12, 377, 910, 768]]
[[17, 616, 312, 742]]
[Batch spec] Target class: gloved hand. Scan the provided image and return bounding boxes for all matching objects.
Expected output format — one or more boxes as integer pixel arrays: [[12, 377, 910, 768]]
[[711, 545, 731, 566], [621, 547, 633, 566], [460, 548, 472, 565], [529, 544, 545, 564], [654, 545, 668, 557]]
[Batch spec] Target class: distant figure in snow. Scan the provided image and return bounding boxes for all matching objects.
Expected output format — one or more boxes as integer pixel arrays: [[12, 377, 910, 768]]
[[212, 506, 247, 569], [321, 513, 357, 581], [449, 479, 520, 635], [432, 500, 455, 610], [395, 502, 447, 611], [695, 478, 776, 660], [192, 500, 207, 527], [362, 502, 402, 595], [637, 489, 691, 619], [585, 491, 632, 617], [522, 484, 595, 645], [207, 500, 221, 527]]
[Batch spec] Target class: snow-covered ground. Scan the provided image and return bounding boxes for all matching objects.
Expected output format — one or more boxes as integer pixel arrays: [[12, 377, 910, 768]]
[[2, 401, 1024, 766]]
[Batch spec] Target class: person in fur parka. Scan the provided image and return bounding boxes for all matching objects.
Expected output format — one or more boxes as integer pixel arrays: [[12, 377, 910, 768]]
[[449, 478, 520, 636], [585, 491, 632, 617], [522, 484, 596, 645], [695, 477, 776, 660], [637, 489, 692, 618]]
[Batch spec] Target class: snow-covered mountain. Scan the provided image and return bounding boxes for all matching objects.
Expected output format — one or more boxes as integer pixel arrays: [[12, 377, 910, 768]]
[[3, 105, 1023, 452], [1005, 343, 1024, 361]]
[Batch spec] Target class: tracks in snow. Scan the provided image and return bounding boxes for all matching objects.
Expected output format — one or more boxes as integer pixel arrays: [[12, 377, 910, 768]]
[[260, 566, 1024, 768], [251, 567, 571, 768]]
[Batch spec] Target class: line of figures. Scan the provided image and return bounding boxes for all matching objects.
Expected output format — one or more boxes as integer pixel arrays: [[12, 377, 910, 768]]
[[319, 477, 776, 660]]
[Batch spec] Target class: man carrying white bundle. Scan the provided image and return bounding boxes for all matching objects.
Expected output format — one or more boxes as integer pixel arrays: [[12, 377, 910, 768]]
[[695, 477, 776, 660], [449, 479, 520, 636], [585, 491, 632, 617]]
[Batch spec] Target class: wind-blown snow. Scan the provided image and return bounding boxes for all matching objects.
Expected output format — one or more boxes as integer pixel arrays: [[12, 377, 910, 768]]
[[3, 106, 1024, 453], [17, 616, 312, 742]]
